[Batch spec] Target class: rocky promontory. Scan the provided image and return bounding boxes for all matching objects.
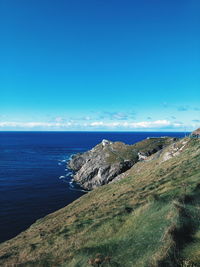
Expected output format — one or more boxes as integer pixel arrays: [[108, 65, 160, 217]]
[[68, 137, 177, 190], [191, 128, 200, 137]]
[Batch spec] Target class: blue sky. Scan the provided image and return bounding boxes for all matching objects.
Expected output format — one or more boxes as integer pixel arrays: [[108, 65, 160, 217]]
[[0, 0, 199, 131]]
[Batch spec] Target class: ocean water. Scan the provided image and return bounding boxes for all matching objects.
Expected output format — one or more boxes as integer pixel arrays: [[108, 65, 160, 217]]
[[0, 131, 186, 243]]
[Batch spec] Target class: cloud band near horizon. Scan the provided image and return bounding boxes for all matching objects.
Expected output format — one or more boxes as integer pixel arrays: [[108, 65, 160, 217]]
[[0, 119, 191, 131]]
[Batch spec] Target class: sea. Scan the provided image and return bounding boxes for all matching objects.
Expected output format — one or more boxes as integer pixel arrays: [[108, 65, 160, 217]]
[[0, 131, 186, 243]]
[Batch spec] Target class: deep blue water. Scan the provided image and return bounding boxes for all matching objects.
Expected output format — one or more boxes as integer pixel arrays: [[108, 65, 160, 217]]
[[0, 131, 186, 243]]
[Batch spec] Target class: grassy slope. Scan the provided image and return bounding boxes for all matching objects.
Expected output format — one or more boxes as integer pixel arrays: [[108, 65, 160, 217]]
[[0, 137, 200, 267], [105, 137, 176, 164]]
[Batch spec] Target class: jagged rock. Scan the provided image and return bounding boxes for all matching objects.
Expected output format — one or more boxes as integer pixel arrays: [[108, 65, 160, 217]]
[[69, 153, 86, 171], [160, 139, 189, 163], [68, 141, 137, 190], [102, 139, 112, 146], [192, 128, 200, 134], [68, 137, 177, 190], [191, 128, 200, 138], [138, 152, 148, 161]]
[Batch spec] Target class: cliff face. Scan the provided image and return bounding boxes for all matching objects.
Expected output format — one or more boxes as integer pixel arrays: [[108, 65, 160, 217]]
[[192, 128, 200, 136], [68, 140, 137, 190], [68, 137, 178, 190]]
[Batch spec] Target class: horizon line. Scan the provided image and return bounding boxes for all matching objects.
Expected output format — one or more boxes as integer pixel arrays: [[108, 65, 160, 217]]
[[0, 130, 191, 133]]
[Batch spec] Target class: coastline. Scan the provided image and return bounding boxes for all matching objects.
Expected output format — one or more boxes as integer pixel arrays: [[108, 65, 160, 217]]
[[1, 131, 200, 266], [0, 132, 186, 244]]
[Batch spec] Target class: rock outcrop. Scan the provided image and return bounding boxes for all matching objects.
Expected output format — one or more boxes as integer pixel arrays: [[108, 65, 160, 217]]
[[191, 128, 200, 137], [68, 137, 178, 190], [68, 140, 137, 190], [160, 138, 189, 163]]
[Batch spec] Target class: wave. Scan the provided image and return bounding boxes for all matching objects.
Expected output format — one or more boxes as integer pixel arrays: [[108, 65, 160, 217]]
[[65, 171, 73, 177], [68, 186, 88, 193]]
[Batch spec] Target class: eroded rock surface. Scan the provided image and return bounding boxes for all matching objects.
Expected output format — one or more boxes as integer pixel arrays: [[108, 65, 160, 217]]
[[191, 128, 200, 137], [68, 137, 178, 190]]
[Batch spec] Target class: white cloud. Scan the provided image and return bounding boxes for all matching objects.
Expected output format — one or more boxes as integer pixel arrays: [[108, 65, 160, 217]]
[[0, 121, 73, 128], [0, 119, 186, 130], [90, 121, 104, 126], [88, 120, 180, 129]]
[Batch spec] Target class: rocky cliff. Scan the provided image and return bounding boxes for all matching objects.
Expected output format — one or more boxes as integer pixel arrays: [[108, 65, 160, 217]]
[[191, 128, 200, 136], [68, 137, 178, 190]]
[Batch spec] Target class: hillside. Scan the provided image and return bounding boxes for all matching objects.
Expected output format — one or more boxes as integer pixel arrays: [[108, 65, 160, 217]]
[[0, 135, 200, 266]]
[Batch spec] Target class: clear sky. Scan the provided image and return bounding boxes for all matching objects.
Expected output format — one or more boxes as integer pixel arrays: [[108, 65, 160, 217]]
[[0, 0, 199, 131]]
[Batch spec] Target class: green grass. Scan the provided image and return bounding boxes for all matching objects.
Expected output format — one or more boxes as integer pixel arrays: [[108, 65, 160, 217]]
[[64, 202, 173, 267], [105, 137, 176, 164], [0, 137, 200, 266]]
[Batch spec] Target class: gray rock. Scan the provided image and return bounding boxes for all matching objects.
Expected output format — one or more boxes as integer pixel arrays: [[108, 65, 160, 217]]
[[68, 137, 177, 190]]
